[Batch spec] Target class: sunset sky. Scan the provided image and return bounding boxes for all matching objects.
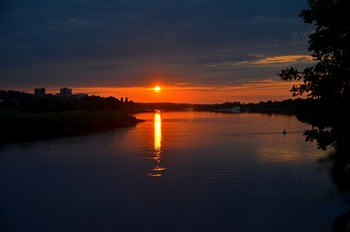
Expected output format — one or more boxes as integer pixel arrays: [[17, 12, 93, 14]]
[[0, 0, 314, 103]]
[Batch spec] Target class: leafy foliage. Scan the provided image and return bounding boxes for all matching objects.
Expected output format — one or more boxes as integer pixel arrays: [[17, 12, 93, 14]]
[[279, 0, 350, 150], [0, 92, 139, 141]]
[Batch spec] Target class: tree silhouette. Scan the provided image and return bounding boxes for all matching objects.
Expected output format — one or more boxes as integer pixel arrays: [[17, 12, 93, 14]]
[[279, 0, 350, 151]]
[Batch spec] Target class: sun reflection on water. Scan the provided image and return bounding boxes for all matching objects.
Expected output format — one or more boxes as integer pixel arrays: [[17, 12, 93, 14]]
[[154, 113, 162, 152], [149, 112, 167, 177]]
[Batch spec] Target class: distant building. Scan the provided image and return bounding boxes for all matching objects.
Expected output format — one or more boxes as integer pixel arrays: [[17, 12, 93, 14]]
[[34, 88, 46, 97], [60, 87, 72, 97]]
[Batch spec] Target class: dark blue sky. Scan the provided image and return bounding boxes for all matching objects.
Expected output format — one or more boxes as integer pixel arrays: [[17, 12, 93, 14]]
[[0, 0, 313, 90]]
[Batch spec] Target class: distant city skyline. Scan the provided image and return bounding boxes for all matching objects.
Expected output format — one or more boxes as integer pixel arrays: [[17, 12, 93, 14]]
[[1, 0, 314, 103]]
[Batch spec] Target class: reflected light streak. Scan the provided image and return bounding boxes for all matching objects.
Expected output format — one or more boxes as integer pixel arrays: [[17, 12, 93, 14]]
[[154, 113, 162, 153], [149, 112, 167, 177]]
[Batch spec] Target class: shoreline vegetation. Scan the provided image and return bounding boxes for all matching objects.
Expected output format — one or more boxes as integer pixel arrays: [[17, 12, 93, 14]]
[[132, 99, 299, 115], [0, 111, 142, 142], [0, 90, 142, 142], [1, 90, 300, 142]]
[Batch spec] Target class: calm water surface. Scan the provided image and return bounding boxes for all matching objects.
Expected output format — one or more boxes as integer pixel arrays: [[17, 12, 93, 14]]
[[0, 112, 346, 231]]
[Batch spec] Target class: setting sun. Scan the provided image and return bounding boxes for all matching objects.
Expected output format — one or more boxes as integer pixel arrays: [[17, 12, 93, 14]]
[[153, 86, 161, 92]]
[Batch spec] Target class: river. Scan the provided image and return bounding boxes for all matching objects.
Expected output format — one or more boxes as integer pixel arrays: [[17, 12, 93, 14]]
[[0, 112, 346, 231]]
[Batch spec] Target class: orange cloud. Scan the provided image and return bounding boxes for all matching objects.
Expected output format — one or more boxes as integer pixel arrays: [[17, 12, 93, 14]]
[[237, 55, 314, 65]]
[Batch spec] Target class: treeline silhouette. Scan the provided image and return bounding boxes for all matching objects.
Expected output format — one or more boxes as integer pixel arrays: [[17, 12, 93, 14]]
[[279, 0, 349, 152], [0, 90, 139, 141], [1, 90, 302, 115], [0, 90, 133, 112], [133, 99, 300, 114]]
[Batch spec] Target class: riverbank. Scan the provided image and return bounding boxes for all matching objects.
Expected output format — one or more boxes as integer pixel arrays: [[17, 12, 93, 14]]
[[0, 110, 142, 142], [0, 90, 300, 143]]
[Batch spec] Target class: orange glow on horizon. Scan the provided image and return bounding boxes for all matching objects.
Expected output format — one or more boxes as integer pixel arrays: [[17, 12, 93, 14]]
[[42, 80, 302, 104]]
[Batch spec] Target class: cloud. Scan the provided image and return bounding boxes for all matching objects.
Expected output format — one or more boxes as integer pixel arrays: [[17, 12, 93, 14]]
[[236, 55, 314, 66], [0, 0, 313, 90]]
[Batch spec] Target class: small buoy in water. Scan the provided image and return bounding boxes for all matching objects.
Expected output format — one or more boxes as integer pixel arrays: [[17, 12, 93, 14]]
[[283, 129, 287, 135]]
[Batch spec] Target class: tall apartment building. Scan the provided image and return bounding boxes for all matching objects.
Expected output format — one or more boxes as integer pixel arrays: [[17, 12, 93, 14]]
[[60, 87, 72, 97]]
